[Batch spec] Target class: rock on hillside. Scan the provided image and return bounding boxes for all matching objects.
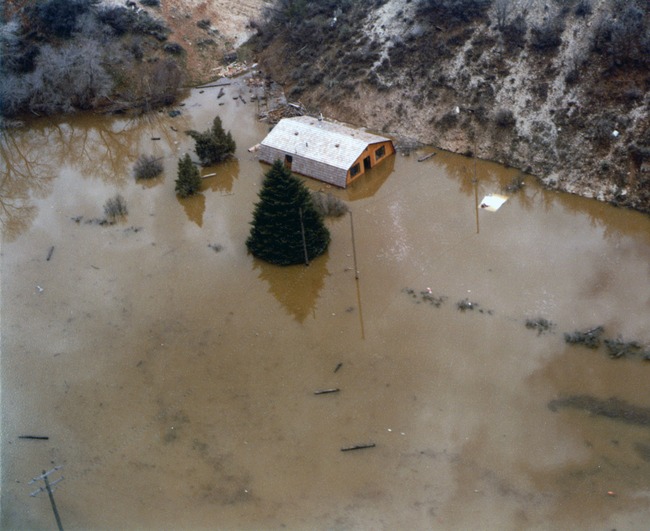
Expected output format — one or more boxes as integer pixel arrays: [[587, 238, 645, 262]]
[[253, 0, 650, 212]]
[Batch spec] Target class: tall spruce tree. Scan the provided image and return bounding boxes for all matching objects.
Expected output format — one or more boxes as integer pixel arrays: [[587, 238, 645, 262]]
[[175, 153, 201, 197], [187, 115, 236, 166], [247, 160, 330, 265]]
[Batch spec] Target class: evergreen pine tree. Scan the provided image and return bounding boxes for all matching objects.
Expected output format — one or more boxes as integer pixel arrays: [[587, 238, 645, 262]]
[[187, 115, 236, 166], [247, 160, 330, 265], [175, 153, 201, 197]]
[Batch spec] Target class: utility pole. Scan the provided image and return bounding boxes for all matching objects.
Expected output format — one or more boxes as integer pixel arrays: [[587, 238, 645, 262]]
[[349, 210, 359, 279], [299, 207, 309, 266], [29, 466, 64, 531]]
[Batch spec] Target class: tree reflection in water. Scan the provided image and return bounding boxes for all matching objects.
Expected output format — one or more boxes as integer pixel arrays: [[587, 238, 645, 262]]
[[0, 110, 190, 239], [253, 253, 330, 323]]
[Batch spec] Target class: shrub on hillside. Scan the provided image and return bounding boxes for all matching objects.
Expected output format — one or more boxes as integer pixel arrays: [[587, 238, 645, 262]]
[[575, 0, 592, 17], [530, 17, 564, 53], [500, 14, 527, 49], [163, 42, 183, 55], [31, 0, 97, 39], [495, 108, 516, 128], [592, 3, 649, 67], [19, 41, 113, 115], [97, 5, 169, 39], [418, 0, 492, 27]]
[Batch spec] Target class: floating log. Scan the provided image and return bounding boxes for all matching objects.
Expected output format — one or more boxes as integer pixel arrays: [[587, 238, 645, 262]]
[[19, 435, 49, 440], [217, 88, 225, 99], [334, 362, 343, 373], [341, 443, 376, 452], [151, 137, 161, 141], [314, 388, 340, 395], [240, 95, 247, 104], [46, 246, 55, 261], [417, 152, 437, 162], [196, 82, 231, 89]]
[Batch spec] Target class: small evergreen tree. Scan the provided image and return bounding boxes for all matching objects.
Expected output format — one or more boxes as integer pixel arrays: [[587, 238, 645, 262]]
[[175, 153, 201, 197], [187, 115, 236, 166], [247, 160, 330, 265]]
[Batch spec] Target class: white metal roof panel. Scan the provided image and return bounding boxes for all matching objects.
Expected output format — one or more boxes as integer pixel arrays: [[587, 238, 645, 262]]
[[260, 116, 391, 170]]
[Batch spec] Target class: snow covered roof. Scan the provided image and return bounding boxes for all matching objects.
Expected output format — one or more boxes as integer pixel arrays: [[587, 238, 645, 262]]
[[260, 116, 391, 170]]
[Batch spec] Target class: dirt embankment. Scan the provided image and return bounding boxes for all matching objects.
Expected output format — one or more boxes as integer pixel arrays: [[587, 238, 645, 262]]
[[152, 0, 649, 213], [113, 0, 267, 84], [252, 0, 650, 213]]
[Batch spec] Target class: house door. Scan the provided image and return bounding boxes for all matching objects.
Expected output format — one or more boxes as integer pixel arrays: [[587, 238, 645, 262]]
[[363, 156, 371, 170], [284, 154, 293, 169]]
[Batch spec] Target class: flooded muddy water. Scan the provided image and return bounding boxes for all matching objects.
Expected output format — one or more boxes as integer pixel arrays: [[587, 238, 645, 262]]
[[2, 78, 650, 530]]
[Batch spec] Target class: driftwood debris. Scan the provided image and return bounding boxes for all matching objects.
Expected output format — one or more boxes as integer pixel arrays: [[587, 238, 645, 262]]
[[196, 82, 231, 90], [334, 362, 343, 373], [260, 102, 306, 124], [314, 388, 340, 395], [217, 88, 225, 99], [341, 443, 376, 452], [46, 246, 55, 261], [19, 435, 49, 440], [417, 152, 437, 162]]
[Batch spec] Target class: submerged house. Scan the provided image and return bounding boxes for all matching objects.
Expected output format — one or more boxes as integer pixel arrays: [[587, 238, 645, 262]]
[[258, 116, 395, 188]]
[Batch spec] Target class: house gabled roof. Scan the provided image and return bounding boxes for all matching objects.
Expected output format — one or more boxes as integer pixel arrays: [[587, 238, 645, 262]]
[[260, 116, 391, 170]]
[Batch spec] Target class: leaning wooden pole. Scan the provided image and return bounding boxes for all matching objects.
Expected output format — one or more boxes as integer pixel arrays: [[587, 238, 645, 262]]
[[349, 210, 359, 279], [299, 207, 309, 266]]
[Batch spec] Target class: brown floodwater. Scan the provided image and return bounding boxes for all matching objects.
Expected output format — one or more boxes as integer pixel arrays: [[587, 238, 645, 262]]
[[2, 78, 650, 530]]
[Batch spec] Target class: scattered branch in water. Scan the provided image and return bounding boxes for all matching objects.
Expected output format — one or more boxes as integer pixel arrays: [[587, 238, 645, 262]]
[[564, 325, 604, 348], [604, 337, 642, 359], [548, 395, 650, 427], [457, 298, 478, 311], [504, 174, 525, 193], [402, 287, 447, 307], [525, 317, 555, 335], [341, 443, 376, 452]]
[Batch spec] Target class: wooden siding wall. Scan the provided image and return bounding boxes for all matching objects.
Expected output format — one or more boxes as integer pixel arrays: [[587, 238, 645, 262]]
[[259, 145, 348, 187], [346, 141, 395, 185]]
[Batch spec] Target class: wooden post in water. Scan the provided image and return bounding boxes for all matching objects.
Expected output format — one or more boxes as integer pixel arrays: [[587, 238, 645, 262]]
[[349, 210, 359, 279]]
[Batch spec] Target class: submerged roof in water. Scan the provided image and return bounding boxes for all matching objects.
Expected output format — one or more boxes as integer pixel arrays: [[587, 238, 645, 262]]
[[260, 116, 391, 170]]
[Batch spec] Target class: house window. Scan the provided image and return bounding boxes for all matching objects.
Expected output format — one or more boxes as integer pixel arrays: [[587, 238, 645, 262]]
[[375, 145, 386, 161], [350, 163, 360, 177]]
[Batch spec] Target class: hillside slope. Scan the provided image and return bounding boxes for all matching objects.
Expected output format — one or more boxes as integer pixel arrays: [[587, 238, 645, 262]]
[[253, 0, 650, 212]]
